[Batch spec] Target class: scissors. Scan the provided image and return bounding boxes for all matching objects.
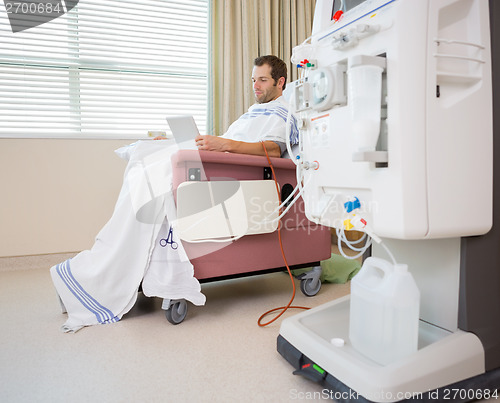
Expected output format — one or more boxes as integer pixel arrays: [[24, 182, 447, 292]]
[[159, 226, 178, 249]]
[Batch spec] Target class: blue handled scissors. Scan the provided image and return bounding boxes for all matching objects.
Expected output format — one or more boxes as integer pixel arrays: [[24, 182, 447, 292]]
[[159, 226, 178, 250]]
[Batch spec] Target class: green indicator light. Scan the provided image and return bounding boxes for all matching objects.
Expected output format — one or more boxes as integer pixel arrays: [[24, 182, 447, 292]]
[[313, 364, 325, 374]]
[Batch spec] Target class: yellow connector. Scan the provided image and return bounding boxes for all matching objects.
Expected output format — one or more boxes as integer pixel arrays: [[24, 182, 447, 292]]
[[343, 218, 354, 231]]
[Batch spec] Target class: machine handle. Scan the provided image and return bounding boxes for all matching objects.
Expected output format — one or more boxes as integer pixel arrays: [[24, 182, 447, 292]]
[[433, 53, 485, 64], [434, 37, 485, 49]]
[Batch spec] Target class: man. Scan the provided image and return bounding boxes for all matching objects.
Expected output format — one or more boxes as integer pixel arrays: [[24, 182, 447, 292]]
[[183, 55, 297, 158]]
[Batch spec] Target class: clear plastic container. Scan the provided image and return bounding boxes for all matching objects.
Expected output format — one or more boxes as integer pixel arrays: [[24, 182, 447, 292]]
[[349, 257, 420, 366]]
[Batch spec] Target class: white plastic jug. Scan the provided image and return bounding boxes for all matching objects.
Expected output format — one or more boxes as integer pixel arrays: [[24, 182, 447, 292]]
[[349, 257, 420, 366]]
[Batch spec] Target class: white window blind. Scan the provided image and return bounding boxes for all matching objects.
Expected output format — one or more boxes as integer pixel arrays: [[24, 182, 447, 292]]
[[0, 0, 208, 139]]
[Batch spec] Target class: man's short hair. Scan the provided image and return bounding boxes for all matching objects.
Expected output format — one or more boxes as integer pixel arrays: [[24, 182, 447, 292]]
[[254, 55, 287, 90]]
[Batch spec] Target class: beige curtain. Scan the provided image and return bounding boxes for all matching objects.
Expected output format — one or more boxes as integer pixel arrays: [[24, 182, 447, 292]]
[[208, 0, 316, 136]]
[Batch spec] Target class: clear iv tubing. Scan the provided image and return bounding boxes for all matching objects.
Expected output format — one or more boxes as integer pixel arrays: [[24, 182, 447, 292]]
[[336, 226, 372, 260], [285, 67, 304, 166], [379, 242, 397, 265], [335, 214, 398, 265], [265, 154, 310, 225], [290, 24, 333, 67], [263, 184, 299, 222], [285, 109, 298, 166], [273, 159, 309, 223], [296, 153, 308, 202], [269, 177, 301, 215], [263, 171, 310, 224]]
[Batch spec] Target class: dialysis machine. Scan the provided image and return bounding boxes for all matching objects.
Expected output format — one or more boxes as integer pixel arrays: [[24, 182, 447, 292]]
[[278, 0, 500, 401]]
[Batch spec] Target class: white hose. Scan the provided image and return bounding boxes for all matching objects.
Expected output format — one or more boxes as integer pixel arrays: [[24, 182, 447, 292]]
[[285, 86, 300, 166], [336, 226, 372, 260]]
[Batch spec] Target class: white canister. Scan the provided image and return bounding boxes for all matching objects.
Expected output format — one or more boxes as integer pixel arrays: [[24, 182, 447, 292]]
[[349, 257, 420, 366]]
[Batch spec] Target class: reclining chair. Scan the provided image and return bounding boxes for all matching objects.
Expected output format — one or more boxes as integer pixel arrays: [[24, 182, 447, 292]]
[[163, 149, 331, 324]]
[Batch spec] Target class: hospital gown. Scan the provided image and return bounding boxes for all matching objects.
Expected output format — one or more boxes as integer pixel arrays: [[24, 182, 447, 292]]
[[50, 96, 298, 333], [222, 96, 298, 152]]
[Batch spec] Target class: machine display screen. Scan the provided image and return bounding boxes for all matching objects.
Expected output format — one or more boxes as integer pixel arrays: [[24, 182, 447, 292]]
[[331, 0, 368, 19]]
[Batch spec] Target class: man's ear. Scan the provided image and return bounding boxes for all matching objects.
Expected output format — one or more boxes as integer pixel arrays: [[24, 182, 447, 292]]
[[277, 76, 285, 90]]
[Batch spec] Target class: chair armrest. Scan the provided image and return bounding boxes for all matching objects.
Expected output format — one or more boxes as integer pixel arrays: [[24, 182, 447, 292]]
[[171, 150, 296, 171]]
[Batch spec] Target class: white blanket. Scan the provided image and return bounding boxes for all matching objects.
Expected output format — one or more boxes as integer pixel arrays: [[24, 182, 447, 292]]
[[50, 141, 206, 333]]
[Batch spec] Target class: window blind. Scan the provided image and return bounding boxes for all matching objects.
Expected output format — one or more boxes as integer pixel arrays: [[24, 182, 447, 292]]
[[0, 0, 208, 139]]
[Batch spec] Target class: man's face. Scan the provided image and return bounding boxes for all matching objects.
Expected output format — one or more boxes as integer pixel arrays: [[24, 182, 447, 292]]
[[252, 64, 283, 104]]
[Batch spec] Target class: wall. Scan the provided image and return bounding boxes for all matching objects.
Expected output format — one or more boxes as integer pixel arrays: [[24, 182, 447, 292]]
[[0, 139, 129, 257]]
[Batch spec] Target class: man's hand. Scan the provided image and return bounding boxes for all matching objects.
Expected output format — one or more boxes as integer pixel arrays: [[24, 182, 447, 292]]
[[195, 135, 229, 152]]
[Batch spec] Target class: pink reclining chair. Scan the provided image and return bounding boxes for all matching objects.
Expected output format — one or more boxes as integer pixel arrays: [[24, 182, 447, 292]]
[[163, 149, 331, 324]]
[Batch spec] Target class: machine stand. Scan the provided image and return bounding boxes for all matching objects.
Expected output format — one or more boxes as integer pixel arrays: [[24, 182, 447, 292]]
[[278, 334, 500, 402], [277, 296, 500, 403]]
